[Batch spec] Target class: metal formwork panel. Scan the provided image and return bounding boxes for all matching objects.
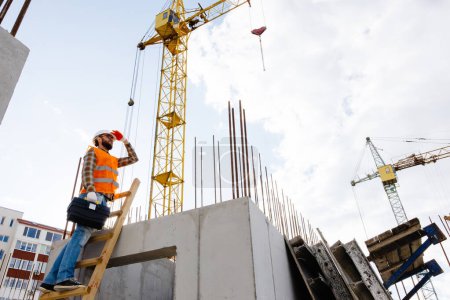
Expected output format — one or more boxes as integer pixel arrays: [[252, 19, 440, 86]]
[[331, 240, 392, 300], [312, 242, 356, 299]]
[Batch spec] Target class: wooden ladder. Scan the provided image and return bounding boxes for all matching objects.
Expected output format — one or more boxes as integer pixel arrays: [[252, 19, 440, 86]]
[[40, 178, 140, 300]]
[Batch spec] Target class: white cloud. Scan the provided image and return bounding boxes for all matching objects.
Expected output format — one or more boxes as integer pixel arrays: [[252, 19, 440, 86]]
[[189, 0, 450, 296]]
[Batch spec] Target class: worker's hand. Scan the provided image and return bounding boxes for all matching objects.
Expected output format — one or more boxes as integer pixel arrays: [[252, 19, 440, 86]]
[[86, 192, 98, 203], [111, 130, 128, 143]]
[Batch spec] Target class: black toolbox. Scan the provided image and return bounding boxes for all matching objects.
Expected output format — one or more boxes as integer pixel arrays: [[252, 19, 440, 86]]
[[67, 197, 110, 229]]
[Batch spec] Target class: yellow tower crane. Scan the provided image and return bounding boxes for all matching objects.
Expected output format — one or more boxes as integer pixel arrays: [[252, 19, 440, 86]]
[[138, 0, 250, 218]]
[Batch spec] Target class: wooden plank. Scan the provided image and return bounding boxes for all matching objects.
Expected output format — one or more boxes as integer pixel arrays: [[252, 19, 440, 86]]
[[76, 257, 102, 268], [366, 224, 422, 254], [109, 210, 123, 218], [113, 191, 131, 200], [88, 230, 113, 243], [39, 287, 90, 300]]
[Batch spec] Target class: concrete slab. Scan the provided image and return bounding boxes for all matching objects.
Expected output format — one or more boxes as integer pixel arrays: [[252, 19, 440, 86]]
[[96, 259, 174, 300], [0, 26, 29, 125], [47, 198, 302, 299]]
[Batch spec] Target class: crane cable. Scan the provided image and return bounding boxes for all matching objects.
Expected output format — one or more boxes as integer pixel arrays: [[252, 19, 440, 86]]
[[145, 43, 163, 219], [351, 144, 369, 239], [372, 136, 450, 145], [248, 0, 267, 71]]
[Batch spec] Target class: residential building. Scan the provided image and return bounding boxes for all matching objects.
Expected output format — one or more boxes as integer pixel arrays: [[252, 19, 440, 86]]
[[0, 207, 63, 300]]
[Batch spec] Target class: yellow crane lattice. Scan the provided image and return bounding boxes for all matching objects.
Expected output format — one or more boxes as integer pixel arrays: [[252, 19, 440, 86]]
[[139, 0, 250, 218]]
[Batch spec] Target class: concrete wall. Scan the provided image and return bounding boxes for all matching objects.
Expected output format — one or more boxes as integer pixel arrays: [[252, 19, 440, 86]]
[[96, 259, 175, 300], [47, 198, 300, 299], [0, 26, 29, 125]]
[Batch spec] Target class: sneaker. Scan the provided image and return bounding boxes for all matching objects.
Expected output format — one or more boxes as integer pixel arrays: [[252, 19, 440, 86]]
[[54, 279, 86, 291], [38, 282, 55, 293]]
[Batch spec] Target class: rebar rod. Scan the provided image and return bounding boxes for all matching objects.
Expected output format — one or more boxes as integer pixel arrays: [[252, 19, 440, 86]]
[[0, 0, 13, 24], [63, 157, 82, 239], [264, 167, 273, 222], [301, 214, 307, 244], [239, 148, 245, 194], [232, 107, 239, 197], [258, 153, 266, 214], [200, 146, 203, 207], [239, 101, 247, 196], [281, 189, 289, 238], [271, 175, 280, 232], [251, 146, 258, 205], [243, 109, 252, 199], [274, 181, 286, 236], [218, 141, 223, 202], [11, 0, 31, 37], [228, 102, 235, 199], [213, 135, 217, 204], [439, 214, 450, 236]]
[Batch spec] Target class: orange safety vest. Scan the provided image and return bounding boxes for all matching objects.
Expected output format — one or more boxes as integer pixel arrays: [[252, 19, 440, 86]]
[[80, 147, 119, 195]]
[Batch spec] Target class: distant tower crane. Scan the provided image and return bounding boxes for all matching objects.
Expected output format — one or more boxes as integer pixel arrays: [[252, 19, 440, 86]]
[[351, 137, 450, 300], [138, 0, 250, 218], [351, 137, 450, 224]]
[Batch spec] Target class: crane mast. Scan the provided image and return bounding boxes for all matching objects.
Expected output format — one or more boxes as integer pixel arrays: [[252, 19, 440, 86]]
[[139, 0, 250, 218], [366, 137, 408, 225]]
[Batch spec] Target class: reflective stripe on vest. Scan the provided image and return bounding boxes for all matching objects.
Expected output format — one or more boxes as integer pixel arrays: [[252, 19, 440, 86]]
[[94, 178, 119, 187], [95, 165, 119, 175]]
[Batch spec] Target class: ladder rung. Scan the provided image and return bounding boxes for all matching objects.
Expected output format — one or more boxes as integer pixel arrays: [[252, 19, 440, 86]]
[[88, 230, 114, 243], [109, 210, 123, 218], [114, 191, 131, 199], [39, 286, 90, 299], [76, 257, 103, 268]]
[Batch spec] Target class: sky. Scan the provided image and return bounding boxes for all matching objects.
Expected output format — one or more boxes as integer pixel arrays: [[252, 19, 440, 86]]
[[1, 0, 450, 298]]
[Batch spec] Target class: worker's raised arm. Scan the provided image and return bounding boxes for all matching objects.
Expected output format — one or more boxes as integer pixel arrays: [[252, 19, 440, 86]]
[[111, 130, 139, 167]]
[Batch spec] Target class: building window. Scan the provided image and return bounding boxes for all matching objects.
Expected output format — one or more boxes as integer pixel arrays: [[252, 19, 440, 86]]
[[9, 219, 14, 227], [0, 216, 4, 224], [39, 244, 51, 255], [45, 232, 62, 242], [0, 249, 4, 259], [0, 235, 9, 242], [23, 227, 41, 239], [15, 240, 37, 253]]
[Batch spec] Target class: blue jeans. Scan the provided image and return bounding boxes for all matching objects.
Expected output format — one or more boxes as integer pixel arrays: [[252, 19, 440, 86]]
[[43, 193, 108, 284]]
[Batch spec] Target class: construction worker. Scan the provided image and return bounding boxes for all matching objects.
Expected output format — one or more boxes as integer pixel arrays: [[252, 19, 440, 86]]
[[39, 129, 138, 293]]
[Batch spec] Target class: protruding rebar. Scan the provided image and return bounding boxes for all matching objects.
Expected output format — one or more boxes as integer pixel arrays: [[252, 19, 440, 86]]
[[213, 135, 217, 204], [200, 146, 204, 207], [239, 101, 247, 197], [0, 0, 13, 24], [251, 146, 258, 205], [243, 109, 252, 199], [218, 141, 223, 203], [228, 102, 235, 199], [232, 108, 239, 197], [264, 167, 273, 222], [195, 137, 197, 208], [11, 0, 32, 37], [439, 214, 450, 236], [64, 157, 82, 239], [258, 153, 266, 214]]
